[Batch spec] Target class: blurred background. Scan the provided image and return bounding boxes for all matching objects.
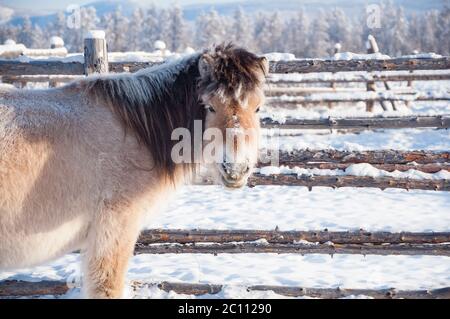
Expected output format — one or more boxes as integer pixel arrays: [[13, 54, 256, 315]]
[[0, 0, 449, 57]]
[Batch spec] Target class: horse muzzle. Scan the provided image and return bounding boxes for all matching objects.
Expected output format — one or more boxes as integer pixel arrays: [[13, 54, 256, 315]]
[[219, 162, 251, 189]]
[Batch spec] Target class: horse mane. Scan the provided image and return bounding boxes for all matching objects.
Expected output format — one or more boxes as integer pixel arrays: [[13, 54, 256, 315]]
[[83, 44, 267, 182]]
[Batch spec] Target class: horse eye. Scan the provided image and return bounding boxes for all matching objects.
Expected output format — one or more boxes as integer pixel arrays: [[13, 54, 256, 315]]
[[206, 105, 216, 113]]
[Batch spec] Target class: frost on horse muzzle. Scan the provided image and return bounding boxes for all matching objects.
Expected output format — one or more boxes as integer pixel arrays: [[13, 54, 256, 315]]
[[219, 161, 251, 188]]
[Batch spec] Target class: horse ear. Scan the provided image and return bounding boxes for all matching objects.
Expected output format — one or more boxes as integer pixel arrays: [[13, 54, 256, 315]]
[[199, 53, 215, 78], [259, 56, 269, 76]]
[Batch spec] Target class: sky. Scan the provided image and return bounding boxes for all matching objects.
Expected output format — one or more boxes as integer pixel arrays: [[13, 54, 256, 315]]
[[1, 0, 443, 16], [0, 0, 242, 13]]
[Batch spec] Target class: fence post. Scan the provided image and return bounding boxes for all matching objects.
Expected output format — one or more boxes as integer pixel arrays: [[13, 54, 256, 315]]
[[84, 30, 109, 76], [366, 35, 395, 112], [330, 43, 341, 91], [366, 35, 379, 112]]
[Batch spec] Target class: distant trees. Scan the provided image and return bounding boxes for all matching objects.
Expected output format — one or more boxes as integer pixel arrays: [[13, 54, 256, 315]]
[[254, 12, 284, 53], [232, 7, 254, 50], [284, 10, 309, 57], [166, 5, 189, 52], [103, 7, 129, 51], [1, 3, 449, 58], [195, 9, 228, 48], [141, 6, 160, 51], [308, 10, 331, 57]]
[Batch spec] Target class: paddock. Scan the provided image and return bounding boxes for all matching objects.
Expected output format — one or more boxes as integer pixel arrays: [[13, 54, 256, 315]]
[[0, 32, 449, 299]]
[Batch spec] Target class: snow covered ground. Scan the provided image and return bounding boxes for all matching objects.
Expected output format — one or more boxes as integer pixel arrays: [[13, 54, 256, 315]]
[[261, 128, 450, 152], [2, 186, 449, 299], [0, 66, 449, 299]]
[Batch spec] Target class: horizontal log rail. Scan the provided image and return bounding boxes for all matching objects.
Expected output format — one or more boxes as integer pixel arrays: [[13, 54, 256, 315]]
[[139, 229, 450, 245], [265, 88, 422, 97], [246, 173, 449, 191], [257, 162, 450, 173], [268, 73, 450, 84], [152, 282, 450, 299], [260, 115, 450, 129], [135, 242, 450, 256], [1, 57, 450, 76], [267, 96, 450, 106], [268, 57, 450, 74], [0, 60, 85, 76], [2, 280, 449, 299], [1, 75, 82, 83], [0, 280, 69, 297], [270, 149, 450, 165], [3, 73, 450, 86]]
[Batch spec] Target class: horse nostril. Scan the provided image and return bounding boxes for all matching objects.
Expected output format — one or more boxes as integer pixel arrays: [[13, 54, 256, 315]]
[[221, 163, 228, 172]]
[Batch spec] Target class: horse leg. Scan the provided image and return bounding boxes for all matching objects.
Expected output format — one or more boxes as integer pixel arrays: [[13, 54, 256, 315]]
[[82, 200, 141, 299]]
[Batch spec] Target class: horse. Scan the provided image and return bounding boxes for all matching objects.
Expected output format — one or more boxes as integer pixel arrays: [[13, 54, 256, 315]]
[[0, 44, 268, 298]]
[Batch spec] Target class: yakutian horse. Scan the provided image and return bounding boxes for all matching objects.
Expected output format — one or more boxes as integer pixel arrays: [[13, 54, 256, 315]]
[[0, 44, 268, 298]]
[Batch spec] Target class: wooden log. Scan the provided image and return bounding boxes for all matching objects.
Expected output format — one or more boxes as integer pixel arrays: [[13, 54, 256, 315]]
[[153, 282, 450, 299], [258, 162, 450, 174], [6, 73, 448, 85], [264, 87, 419, 97], [366, 79, 377, 111], [84, 31, 108, 75], [272, 149, 449, 165], [260, 115, 450, 130], [0, 280, 69, 297], [267, 73, 450, 84], [1, 58, 450, 77], [108, 57, 450, 74], [383, 81, 397, 111], [1, 75, 82, 83], [266, 96, 450, 107], [135, 241, 450, 256], [2, 280, 449, 299], [366, 35, 380, 112], [0, 60, 84, 76], [247, 173, 450, 191], [139, 229, 450, 245], [268, 57, 450, 74]]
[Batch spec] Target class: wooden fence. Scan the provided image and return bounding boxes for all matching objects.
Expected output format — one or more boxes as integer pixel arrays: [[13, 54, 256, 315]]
[[2, 56, 450, 76], [262, 149, 449, 173], [1, 32, 449, 299], [2, 280, 449, 299]]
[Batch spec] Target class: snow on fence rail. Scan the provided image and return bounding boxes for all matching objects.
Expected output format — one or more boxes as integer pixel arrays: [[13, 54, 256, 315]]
[[261, 162, 449, 173], [1, 280, 449, 299], [267, 115, 450, 129], [273, 149, 449, 165], [263, 149, 450, 173], [261, 115, 450, 130]]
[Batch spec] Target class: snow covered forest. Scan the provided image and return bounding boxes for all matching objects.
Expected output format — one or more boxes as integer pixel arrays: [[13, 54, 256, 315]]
[[0, 2, 449, 57]]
